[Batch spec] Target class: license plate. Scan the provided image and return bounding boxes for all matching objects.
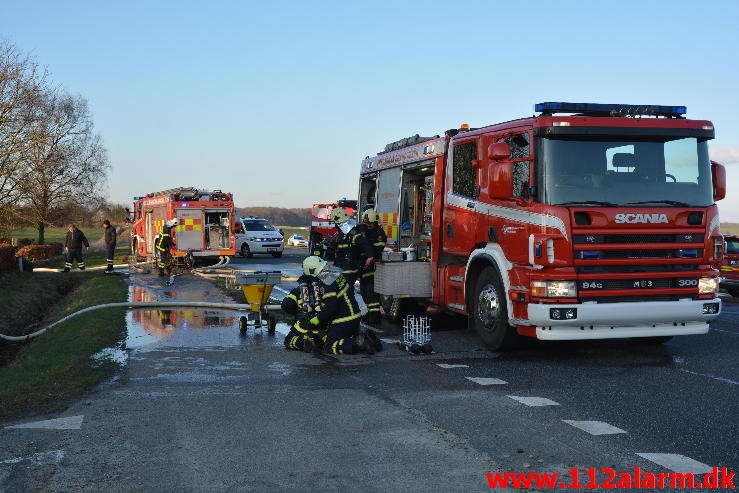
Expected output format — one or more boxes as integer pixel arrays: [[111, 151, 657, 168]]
[[266, 247, 279, 252]]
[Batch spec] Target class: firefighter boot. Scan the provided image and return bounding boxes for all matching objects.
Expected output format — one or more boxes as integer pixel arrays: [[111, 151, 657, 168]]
[[158, 268, 166, 277], [302, 334, 315, 353], [365, 329, 383, 352], [353, 333, 375, 355]]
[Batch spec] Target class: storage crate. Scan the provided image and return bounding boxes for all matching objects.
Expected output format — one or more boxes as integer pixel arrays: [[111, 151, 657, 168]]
[[374, 262, 432, 297]]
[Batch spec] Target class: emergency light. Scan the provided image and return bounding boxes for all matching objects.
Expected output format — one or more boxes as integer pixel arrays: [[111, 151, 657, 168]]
[[535, 102, 686, 118]]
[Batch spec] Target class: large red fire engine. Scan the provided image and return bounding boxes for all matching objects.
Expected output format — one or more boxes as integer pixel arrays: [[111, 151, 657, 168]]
[[130, 187, 236, 265], [359, 102, 726, 349], [309, 199, 357, 256]]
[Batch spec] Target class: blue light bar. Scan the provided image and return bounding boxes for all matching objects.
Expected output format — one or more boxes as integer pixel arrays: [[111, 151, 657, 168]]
[[535, 102, 686, 118]]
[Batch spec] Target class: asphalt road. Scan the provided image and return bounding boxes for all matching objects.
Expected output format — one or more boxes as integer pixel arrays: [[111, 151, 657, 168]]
[[1, 247, 736, 492]]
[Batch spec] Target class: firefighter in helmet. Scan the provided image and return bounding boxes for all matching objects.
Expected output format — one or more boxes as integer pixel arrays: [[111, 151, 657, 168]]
[[296, 256, 380, 355], [357, 208, 387, 324], [155, 219, 177, 277], [329, 207, 373, 287], [281, 270, 326, 353]]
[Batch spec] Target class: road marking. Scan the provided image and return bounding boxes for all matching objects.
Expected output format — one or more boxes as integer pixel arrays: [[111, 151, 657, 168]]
[[680, 369, 739, 385], [0, 450, 65, 465], [636, 453, 713, 474], [380, 338, 399, 344], [437, 364, 469, 369], [466, 377, 507, 385], [710, 327, 739, 336], [507, 395, 560, 407], [5, 415, 84, 430], [563, 420, 627, 435]]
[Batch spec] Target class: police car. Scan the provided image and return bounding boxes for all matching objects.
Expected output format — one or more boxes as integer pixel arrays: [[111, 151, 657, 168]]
[[234, 217, 284, 258]]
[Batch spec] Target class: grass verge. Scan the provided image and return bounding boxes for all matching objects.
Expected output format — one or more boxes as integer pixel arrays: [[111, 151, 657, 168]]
[[0, 272, 128, 419]]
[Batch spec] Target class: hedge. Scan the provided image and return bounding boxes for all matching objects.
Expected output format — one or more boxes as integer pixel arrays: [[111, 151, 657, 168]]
[[0, 245, 16, 273], [15, 243, 63, 262]]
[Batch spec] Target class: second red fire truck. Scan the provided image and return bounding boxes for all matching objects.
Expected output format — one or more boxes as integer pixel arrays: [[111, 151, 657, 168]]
[[359, 102, 726, 349], [130, 187, 236, 265]]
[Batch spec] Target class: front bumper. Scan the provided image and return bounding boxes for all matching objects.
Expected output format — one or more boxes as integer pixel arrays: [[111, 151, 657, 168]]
[[248, 242, 284, 254], [527, 298, 721, 340]]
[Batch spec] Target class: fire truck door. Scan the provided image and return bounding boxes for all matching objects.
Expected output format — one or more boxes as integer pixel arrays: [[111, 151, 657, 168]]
[[145, 211, 155, 253], [376, 167, 402, 245], [442, 139, 479, 257], [175, 209, 204, 251]]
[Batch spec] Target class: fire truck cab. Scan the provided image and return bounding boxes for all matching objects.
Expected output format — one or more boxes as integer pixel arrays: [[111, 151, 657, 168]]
[[309, 199, 357, 258], [359, 102, 726, 349], [130, 187, 236, 265]]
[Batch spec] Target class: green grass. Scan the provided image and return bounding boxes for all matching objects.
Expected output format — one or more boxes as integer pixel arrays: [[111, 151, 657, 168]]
[[0, 272, 128, 418], [6, 226, 104, 244]]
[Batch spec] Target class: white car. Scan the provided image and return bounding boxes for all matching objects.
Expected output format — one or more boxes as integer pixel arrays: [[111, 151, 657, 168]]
[[286, 234, 309, 247], [234, 217, 284, 258]]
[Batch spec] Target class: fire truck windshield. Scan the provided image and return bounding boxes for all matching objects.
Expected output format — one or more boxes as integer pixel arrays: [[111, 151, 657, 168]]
[[538, 136, 713, 207]]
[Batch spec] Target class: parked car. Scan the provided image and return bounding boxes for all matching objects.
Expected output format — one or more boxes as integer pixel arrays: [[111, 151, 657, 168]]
[[286, 234, 309, 247], [234, 217, 284, 258], [719, 233, 739, 297]]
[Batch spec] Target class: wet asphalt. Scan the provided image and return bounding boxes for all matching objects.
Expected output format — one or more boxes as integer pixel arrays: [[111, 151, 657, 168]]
[[0, 247, 737, 492]]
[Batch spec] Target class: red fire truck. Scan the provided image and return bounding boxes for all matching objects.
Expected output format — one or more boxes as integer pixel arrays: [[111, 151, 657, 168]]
[[359, 102, 726, 349], [309, 199, 357, 257], [130, 187, 236, 265]]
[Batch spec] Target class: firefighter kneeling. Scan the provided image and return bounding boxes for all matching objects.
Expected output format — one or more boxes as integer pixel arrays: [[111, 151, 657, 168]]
[[282, 256, 381, 355]]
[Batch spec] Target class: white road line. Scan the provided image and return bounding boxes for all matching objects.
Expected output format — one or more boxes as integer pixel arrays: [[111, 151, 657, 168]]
[[507, 395, 560, 407], [437, 364, 470, 369], [0, 450, 65, 465], [636, 453, 713, 474], [710, 327, 739, 336], [680, 369, 739, 385], [466, 377, 507, 385], [5, 415, 84, 430], [563, 420, 627, 435], [380, 338, 399, 344]]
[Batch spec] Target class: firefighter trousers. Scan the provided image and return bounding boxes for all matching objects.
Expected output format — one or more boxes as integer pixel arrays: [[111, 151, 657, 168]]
[[323, 318, 360, 355], [105, 243, 116, 271], [360, 269, 380, 323], [284, 321, 324, 352], [64, 249, 85, 271]]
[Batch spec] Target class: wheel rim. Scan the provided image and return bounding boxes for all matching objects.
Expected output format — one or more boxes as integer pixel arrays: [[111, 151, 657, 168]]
[[477, 284, 501, 328]]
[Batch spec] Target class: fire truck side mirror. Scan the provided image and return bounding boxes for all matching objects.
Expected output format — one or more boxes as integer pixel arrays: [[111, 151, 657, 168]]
[[711, 160, 726, 201], [489, 162, 513, 200], [488, 142, 511, 161]]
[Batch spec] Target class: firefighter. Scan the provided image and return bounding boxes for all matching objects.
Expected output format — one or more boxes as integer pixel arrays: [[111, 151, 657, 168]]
[[155, 219, 177, 277], [299, 256, 380, 355], [63, 223, 90, 272], [102, 219, 117, 273], [357, 208, 387, 324], [329, 207, 373, 287], [281, 276, 325, 353]]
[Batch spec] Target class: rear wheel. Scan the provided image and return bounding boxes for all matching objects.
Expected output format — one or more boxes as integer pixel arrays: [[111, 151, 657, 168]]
[[470, 266, 516, 350], [380, 295, 423, 321], [241, 243, 253, 258]]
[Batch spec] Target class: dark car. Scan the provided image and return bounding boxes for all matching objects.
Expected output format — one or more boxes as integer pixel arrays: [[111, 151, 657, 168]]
[[719, 234, 739, 297]]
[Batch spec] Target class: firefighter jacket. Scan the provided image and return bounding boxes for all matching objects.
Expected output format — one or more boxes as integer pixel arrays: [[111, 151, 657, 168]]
[[358, 223, 387, 261], [333, 227, 372, 275], [155, 228, 173, 253], [307, 272, 361, 329], [104, 225, 117, 247], [65, 228, 89, 251]]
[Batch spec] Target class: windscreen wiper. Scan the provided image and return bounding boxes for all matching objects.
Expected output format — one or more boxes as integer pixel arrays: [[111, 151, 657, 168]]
[[554, 201, 618, 207], [626, 200, 692, 206]]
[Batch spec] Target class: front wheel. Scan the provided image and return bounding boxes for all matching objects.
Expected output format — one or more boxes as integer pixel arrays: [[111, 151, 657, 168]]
[[272, 252, 283, 258], [470, 266, 516, 350], [241, 243, 253, 258]]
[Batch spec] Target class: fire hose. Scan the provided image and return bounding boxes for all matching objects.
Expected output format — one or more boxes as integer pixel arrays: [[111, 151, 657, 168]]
[[0, 301, 282, 342]]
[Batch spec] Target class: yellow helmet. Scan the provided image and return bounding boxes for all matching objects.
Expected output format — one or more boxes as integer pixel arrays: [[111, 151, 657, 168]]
[[362, 208, 378, 224], [329, 207, 350, 225], [303, 255, 328, 277]]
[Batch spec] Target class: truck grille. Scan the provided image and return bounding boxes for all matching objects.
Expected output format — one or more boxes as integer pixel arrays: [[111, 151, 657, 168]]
[[573, 230, 705, 302]]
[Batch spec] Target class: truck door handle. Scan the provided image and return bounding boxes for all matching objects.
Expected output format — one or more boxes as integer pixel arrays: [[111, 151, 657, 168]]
[[466, 201, 475, 209], [446, 223, 453, 237]]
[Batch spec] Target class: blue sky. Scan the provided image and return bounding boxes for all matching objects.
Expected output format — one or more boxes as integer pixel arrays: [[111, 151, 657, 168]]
[[3, 0, 739, 219]]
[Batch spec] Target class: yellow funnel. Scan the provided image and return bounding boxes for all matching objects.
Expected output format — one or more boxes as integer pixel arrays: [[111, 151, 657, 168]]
[[241, 284, 276, 312]]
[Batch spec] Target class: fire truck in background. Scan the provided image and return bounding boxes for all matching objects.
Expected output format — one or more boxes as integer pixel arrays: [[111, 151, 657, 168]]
[[309, 198, 357, 258], [359, 102, 726, 349], [130, 187, 236, 265]]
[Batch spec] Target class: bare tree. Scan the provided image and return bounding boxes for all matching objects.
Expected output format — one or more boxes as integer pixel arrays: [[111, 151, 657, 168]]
[[0, 41, 45, 225], [19, 91, 110, 243]]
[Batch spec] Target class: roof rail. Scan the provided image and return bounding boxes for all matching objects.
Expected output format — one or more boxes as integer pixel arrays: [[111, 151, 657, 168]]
[[535, 102, 686, 118]]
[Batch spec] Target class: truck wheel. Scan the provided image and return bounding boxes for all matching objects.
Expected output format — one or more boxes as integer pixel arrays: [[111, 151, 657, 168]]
[[241, 244, 253, 258], [471, 266, 515, 350], [727, 287, 739, 298]]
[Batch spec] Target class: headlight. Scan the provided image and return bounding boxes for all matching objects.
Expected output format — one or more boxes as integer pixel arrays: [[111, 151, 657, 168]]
[[531, 280, 577, 298], [698, 277, 720, 294]]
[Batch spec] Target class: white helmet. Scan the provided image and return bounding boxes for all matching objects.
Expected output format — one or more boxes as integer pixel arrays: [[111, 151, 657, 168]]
[[303, 256, 328, 277], [330, 207, 350, 225], [362, 208, 378, 224], [166, 218, 179, 228]]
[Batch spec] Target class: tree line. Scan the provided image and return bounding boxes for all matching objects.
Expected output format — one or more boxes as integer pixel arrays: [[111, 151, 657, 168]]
[[236, 207, 311, 227], [0, 40, 110, 244]]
